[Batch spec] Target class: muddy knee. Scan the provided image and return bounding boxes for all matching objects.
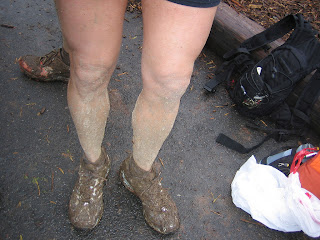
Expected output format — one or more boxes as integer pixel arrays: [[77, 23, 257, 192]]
[[141, 58, 193, 100], [70, 58, 116, 101]]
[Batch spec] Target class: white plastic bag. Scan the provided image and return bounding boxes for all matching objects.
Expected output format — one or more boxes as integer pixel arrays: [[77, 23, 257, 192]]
[[286, 173, 320, 237], [231, 155, 320, 237]]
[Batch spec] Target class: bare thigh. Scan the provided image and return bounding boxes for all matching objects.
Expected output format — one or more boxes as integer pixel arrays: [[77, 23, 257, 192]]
[[141, 0, 217, 97], [55, 0, 128, 84]]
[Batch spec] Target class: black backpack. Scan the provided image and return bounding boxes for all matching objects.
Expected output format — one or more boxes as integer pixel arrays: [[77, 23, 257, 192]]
[[204, 14, 320, 153]]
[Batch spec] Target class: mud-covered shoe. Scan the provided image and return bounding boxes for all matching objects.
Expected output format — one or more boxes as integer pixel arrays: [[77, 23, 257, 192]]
[[69, 147, 111, 230], [18, 48, 70, 82], [119, 155, 180, 234]]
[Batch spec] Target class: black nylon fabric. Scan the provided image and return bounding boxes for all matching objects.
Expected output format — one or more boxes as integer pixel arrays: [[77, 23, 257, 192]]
[[226, 14, 320, 120], [207, 14, 320, 154], [167, 0, 220, 7]]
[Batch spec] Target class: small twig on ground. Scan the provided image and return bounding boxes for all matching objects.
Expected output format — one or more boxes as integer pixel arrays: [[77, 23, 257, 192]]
[[51, 171, 54, 192], [117, 72, 128, 76], [212, 194, 221, 204], [240, 218, 265, 227], [37, 107, 46, 116], [1, 24, 15, 28], [215, 103, 229, 108], [62, 151, 74, 162], [210, 210, 222, 216], [210, 192, 221, 204], [260, 119, 268, 127], [159, 158, 164, 167], [229, 0, 243, 8], [45, 135, 50, 144], [57, 167, 64, 174], [32, 177, 40, 196]]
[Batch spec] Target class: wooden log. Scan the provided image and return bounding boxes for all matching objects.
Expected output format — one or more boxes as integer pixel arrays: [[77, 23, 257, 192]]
[[206, 2, 320, 134]]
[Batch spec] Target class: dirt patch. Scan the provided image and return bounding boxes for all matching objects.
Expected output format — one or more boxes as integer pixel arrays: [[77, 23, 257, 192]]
[[224, 0, 320, 33]]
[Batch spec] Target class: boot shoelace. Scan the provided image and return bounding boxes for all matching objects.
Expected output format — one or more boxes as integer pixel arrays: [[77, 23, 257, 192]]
[[139, 172, 171, 210], [78, 170, 108, 203], [39, 50, 60, 66]]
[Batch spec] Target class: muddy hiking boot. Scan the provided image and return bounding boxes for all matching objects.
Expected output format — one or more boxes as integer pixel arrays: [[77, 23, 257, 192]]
[[69, 147, 111, 230], [119, 155, 180, 234], [18, 48, 70, 82]]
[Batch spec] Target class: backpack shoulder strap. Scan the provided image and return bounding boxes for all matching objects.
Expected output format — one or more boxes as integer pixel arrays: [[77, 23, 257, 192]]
[[239, 14, 299, 52], [204, 14, 309, 93]]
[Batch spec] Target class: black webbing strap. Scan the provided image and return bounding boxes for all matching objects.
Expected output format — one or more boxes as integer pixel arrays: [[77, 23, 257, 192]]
[[244, 122, 301, 134], [204, 53, 254, 92], [216, 122, 303, 154], [239, 14, 298, 52], [204, 61, 235, 92], [216, 133, 274, 154], [291, 69, 320, 128], [223, 48, 250, 61], [204, 14, 303, 93], [223, 15, 298, 61]]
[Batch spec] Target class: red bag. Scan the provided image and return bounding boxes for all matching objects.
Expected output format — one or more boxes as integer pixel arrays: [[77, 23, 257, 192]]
[[290, 148, 320, 199]]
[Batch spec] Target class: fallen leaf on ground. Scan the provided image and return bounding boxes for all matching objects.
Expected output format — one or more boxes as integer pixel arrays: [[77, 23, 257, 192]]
[[57, 167, 64, 174], [32, 177, 40, 196], [37, 107, 46, 116]]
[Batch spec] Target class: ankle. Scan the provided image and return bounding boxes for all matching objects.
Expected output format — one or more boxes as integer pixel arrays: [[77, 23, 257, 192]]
[[84, 148, 102, 164], [132, 158, 152, 172], [60, 47, 70, 66], [129, 156, 155, 177]]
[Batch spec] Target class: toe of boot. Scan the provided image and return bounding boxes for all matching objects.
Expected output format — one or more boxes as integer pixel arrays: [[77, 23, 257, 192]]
[[143, 202, 180, 234], [69, 201, 103, 230]]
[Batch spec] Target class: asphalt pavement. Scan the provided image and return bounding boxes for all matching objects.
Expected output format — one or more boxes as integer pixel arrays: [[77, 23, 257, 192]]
[[0, 1, 318, 239]]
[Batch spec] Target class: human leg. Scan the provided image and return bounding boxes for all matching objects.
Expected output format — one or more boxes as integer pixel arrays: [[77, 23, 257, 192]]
[[120, 0, 218, 234], [54, 0, 128, 229], [133, 0, 217, 171], [55, 0, 127, 163]]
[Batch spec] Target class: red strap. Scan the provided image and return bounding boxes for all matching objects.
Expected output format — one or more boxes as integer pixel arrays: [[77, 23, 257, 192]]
[[290, 148, 319, 173]]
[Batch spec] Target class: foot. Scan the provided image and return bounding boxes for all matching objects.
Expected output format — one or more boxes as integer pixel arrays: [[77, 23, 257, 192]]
[[18, 48, 70, 82], [119, 155, 180, 234], [69, 147, 111, 230]]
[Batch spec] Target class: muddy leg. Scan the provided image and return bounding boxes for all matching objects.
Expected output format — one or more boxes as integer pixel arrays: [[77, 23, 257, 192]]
[[55, 0, 128, 162], [132, 0, 217, 171]]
